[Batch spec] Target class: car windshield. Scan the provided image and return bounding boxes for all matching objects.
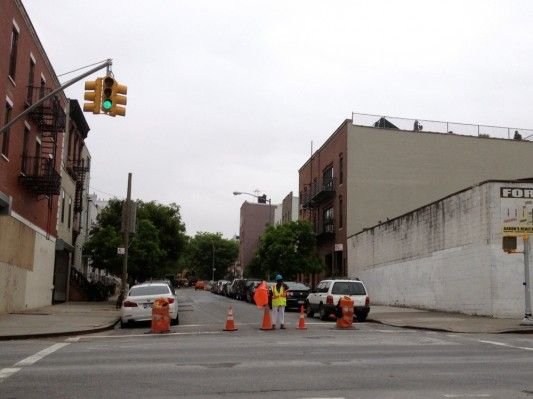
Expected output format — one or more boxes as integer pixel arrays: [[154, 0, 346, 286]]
[[331, 282, 366, 295], [286, 282, 309, 290], [129, 285, 170, 296]]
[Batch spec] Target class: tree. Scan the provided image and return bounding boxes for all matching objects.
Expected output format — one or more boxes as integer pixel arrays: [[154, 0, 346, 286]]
[[185, 232, 239, 280], [249, 220, 323, 280], [84, 199, 187, 282]]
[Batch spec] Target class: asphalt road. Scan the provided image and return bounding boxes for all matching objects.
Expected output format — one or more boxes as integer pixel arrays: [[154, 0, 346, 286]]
[[1, 288, 533, 398]]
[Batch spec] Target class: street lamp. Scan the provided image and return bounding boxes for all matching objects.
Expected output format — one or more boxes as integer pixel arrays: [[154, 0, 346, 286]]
[[211, 242, 216, 282], [233, 191, 273, 224]]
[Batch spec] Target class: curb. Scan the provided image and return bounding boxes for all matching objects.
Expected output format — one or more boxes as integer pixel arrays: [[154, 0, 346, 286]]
[[367, 318, 533, 334], [0, 318, 121, 341]]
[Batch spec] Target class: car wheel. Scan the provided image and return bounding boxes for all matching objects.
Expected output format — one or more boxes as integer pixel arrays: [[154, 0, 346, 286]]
[[355, 312, 367, 322], [319, 304, 329, 321], [120, 320, 131, 329], [306, 302, 314, 318], [246, 293, 251, 303], [171, 313, 179, 326]]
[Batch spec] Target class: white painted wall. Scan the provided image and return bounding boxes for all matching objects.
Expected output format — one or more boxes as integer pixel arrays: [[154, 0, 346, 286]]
[[24, 232, 55, 308], [348, 181, 532, 318]]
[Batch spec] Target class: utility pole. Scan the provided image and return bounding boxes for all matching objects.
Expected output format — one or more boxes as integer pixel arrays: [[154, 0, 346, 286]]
[[521, 235, 533, 326], [121, 173, 132, 298]]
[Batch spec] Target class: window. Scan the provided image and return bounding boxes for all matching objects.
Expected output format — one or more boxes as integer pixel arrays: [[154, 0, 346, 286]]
[[331, 281, 366, 295], [21, 126, 30, 173], [323, 207, 334, 232], [26, 58, 35, 104], [39, 78, 46, 99], [33, 141, 40, 175], [8, 26, 19, 80], [323, 165, 334, 190], [2, 102, 12, 158], [67, 197, 72, 229], [339, 153, 343, 184], [60, 191, 65, 224], [339, 196, 343, 229], [129, 285, 171, 296]]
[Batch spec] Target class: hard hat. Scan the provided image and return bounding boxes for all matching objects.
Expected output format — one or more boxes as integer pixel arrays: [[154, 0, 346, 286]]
[[275, 274, 283, 281]]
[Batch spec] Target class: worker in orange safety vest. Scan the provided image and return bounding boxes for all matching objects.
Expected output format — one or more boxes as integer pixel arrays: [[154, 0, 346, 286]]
[[270, 274, 289, 329]]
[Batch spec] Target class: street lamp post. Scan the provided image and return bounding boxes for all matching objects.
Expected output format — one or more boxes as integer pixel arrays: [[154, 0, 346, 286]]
[[211, 243, 216, 282]]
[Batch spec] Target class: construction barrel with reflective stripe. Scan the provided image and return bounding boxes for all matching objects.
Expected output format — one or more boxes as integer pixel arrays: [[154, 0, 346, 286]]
[[271, 284, 287, 307]]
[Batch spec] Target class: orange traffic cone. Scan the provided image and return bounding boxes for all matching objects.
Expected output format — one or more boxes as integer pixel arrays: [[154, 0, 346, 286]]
[[260, 306, 273, 330], [297, 305, 307, 330], [223, 306, 238, 331]]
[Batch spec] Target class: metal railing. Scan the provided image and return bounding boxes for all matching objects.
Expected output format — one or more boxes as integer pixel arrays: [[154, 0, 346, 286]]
[[352, 112, 533, 140], [301, 177, 336, 207]]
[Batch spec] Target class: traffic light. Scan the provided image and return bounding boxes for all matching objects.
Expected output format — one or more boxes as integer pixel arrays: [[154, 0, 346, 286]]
[[82, 78, 102, 114], [111, 81, 127, 117], [101, 76, 115, 113]]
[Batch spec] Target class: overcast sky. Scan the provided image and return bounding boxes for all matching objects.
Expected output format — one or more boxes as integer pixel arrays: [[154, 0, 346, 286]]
[[22, 1, 533, 238]]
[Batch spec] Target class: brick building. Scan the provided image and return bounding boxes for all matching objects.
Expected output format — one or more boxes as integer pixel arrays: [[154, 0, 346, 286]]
[[237, 200, 276, 275], [299, 115, 533, 284], [0, 0, 67, 312]]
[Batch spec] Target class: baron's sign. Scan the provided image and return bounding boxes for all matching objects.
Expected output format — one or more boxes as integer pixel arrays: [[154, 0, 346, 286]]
[[500, 187, 533, 234]]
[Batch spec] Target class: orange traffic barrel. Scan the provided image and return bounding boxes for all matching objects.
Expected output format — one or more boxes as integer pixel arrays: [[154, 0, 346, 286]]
[[151, 298, 171, 333]]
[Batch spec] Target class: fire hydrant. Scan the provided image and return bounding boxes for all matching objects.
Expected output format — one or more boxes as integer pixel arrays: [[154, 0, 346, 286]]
[[151, 298, 170, 333]]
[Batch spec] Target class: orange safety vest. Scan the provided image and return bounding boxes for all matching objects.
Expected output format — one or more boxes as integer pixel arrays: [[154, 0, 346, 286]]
[[272, 284, 287, 307]]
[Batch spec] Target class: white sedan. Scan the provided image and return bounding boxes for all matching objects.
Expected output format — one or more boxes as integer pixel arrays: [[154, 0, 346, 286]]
[[120, 283, 179, 327]]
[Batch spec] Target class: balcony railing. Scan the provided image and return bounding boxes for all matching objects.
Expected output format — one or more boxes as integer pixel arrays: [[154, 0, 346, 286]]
[[301, 177, 336, 208], [19, 156, 61, 196]]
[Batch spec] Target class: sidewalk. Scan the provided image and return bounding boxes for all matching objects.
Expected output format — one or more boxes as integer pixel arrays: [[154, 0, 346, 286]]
[[368, 305, 533, 333], [0, 301, 120, 340]]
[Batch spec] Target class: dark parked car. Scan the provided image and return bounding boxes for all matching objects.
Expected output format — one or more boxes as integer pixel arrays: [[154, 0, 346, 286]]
[[230, 279, 247, 300], [244, 279, 261, 303], [284, 281, 311, 310]]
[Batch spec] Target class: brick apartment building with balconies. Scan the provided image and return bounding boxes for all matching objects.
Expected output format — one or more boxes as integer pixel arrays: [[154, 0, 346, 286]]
[[0, 0, 70, 312], [299, 115, 533, 284]]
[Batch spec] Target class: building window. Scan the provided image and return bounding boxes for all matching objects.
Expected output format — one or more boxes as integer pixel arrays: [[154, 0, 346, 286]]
[[323, 165, 333, 190], [39, 78, 46, 99], [33, 141, 41, 175], [21, 126, 30, 173], [61, 190, 65, 224], [67, 197, 72, 229], [339, 153, 343, 184], [323, 207, 334, 233], [339, 196, 343, 229], [8, 26, 19, 80], [26, 58, 35, 104], [2, 102, 12, 158]]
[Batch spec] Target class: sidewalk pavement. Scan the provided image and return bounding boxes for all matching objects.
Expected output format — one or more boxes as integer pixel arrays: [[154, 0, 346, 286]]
[[0, 301, 120, 340], [368, 305, 533, 333]]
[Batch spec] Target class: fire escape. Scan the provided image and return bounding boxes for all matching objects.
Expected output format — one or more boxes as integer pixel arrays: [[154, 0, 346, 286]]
[[19, 86, 65, 234]]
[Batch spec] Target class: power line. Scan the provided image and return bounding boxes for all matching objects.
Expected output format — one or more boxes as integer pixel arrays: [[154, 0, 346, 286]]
[[89, 186, 121, 198], [57, 59, 110, 78]]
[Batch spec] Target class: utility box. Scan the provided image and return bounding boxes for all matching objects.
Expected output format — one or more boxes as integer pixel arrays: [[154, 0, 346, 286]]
[[502, 236, 517, 253]]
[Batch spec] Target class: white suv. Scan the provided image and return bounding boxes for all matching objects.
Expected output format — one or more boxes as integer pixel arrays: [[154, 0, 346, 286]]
[[306, 279, 370, 322]]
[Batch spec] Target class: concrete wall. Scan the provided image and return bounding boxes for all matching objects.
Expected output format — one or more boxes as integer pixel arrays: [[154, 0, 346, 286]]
[[348, 181, 531, 318], [0, 214, 54, 313], [346, 124, 533, 237]]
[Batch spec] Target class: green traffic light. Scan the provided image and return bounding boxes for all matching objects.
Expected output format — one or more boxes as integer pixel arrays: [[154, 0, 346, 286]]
[[102, 99, 112, 110]]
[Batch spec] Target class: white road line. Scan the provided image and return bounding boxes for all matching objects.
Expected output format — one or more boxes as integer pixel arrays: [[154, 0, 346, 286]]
[[78, 331, 223, 339], [0, 342, 70, 383], [443, 394, 491, 398], [478, 340, 533, 351]]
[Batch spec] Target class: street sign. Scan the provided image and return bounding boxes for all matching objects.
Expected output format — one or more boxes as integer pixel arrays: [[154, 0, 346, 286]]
[[335, 243, 343, 251], [117, 246, 125, 255], [501, 187, 533, 235]]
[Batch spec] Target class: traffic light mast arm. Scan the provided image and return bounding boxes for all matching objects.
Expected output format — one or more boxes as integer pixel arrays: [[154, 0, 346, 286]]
[[0, 59, 112, 135]]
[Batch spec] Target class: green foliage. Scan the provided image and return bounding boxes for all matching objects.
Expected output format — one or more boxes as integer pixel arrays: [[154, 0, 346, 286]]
[[84, 199, 187, 283], [249, 220, 323, 280], [185, 232, 239, 280]]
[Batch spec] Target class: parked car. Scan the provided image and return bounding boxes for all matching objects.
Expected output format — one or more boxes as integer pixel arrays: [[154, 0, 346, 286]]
[[243, 279, 260, 302], [305, 278, 370, 322], [195, 280, 205, 290], [284, 281, 311, 310], [215, 280, 228, 295], [120, 282, 179, 327], [229, 279, 246, 299]]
